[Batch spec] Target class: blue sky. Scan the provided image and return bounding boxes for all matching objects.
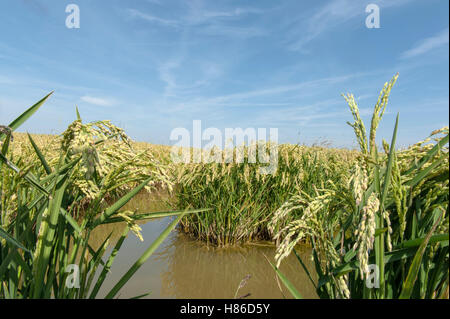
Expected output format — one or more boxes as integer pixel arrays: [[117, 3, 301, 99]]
[[0, 0, 448, 149]]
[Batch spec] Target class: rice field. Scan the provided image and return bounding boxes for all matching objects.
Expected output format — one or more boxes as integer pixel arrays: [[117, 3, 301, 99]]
[[174, 144, 358, 245], [0, 75, 448, 299]]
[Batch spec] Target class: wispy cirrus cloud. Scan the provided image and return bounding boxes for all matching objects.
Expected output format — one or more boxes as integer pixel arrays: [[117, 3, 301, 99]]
[[80, 95, 116, 107], [156, 71, 369, 117], [184, 5, 263, 23], [127, 8, 179, 27], [287, 0, 361, 51], [400, 27, 449, 59], [158, 59, 225, 99], [285, 0, 413, 52], [200, 7, 262, 19], [158, 60, 181, 97], [126, 3, 266, 38], [146, 0, 162, 5]]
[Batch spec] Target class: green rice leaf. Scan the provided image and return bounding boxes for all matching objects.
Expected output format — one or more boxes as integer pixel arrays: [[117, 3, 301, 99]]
[[105, 212, 186, 299], [27, 132, 52, 174], [0, 92, 53, 141], [399, 210, 444, 299], [269, 260, 303, 299], [0, 226, 30, 253], [90, 177, 152, 228]]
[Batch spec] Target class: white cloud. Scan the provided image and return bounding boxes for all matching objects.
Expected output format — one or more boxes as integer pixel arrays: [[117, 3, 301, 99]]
[[127, 8, 179, 27], [400, 27, 449, 59], [80, 95, 116, 107], [127, 5, 266, 38], [200, 25, 265, 38], [190, 7, 263, 20], [286, 0, 414, 52], [156, 72, 368, 116], [157, 59, 225, 99], [158, 60, 181, 97]]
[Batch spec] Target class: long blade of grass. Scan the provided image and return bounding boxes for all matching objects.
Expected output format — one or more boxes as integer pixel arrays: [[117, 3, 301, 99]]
[[39, 156, 81, 184], [0, 92, 53, 140], [324, 234, 449, 280], [32, 173, 69, 298], [405, 156, 446, 187], [268, 259, 303, 299], [293, 249, 317, 290], [395, 233, 448, 249], [0, 226, 30, 253], [82, 233, 112, 298], [89, 226, 130, 299], [101, 208, 213, 224], [399, 209, 443, 299], [27, 132, 52, 174], [377, 113, 399, 298], [59, 208, 82, 234], [0, 152, 49, 196], [403, 134, 449, 176], [1, 133, 11, 155], [90, 177, 152, 228], [105, 213, 185, 299], [130, 292, 151, 299]]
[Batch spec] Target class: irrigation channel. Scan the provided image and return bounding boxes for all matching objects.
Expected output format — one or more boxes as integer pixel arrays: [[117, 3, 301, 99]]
[[87, 192, 317, 299]]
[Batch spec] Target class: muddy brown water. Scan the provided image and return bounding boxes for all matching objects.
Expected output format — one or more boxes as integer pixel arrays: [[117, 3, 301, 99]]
[[88, 193, 317, 299]]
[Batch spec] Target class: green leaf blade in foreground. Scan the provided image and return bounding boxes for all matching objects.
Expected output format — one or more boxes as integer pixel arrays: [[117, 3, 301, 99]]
[[59, 208, 82, 234], [32, 174, 69, 298], [0, 227, 31, 253], [101, 208, 213, 224], [404, 133, 449, 176], [90, 177, 152, 228], [27, 132, 52, 174], [0, 152, 49, 196], [89, 226, 130, 299], [105, 212, 186, 299], [377, 113, 399, 298], [269, 260, 303, 299], [325, 233, 449, 280], [0, 92, 53, 140], [293, 249, 317, 290], [399, 210, 444, 299], [1, 133, 11, 155]]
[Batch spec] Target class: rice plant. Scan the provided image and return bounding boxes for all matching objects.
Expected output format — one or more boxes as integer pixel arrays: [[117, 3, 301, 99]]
[[271, 74, 449, 299], [174, 141, 357, 246], [0, 93, 209, 298]]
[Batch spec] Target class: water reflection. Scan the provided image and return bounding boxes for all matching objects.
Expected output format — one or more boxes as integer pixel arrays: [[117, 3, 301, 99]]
[[91, 217, 317, 299], [158, 231, 317, 299]]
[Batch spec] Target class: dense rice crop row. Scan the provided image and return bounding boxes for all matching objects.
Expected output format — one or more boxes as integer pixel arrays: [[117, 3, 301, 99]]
[[174, 145, 358, 245]]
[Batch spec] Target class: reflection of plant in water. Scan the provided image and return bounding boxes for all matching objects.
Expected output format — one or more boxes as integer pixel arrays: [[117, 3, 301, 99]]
[[158, 233, 317, 298], [234, 274, 251, 299]]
